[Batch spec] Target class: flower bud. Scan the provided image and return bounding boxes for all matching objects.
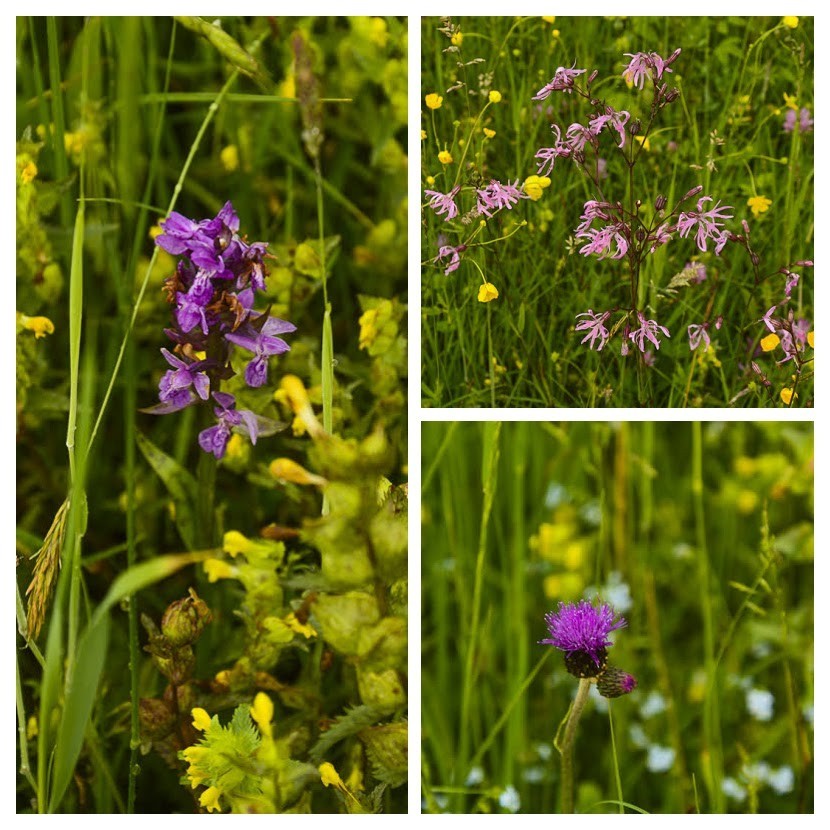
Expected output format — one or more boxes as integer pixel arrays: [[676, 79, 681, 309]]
[[628, 118, 641, 135], [741, 219, 751, 237], [795, 260, 813, 267], [597, 666, 637, 698], [665, 88, 680, 103], [139, 697, 176, 739], [683, 185, 704, 202], [152, 645, 195, 685], [751, 252, 760, 267], [655, 195, 668, 212], [161, 589, 212, 647], [587, 70, 599, 85]]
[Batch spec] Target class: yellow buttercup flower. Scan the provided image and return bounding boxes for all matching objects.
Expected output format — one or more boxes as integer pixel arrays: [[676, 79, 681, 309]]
[[782, 16, 798, 28], [747, 195, 772, 218], [780, 387, 798, 405], [807, 331, 814, 349], [451, 31, 463, 47], [438, 150, 453, 165], [420, 129, 427, 140], [760, 333, 780, 352], [634, 135, 651, 151], [552, 29, 560, 39], [425, 175, 435, 186], [483, 128, 496, 138], [523, 175, 551, 201], [477, 282, 499, 303], [542, 16, 556, 23], [425, 93, 443, 110], [488, 90, 502, 104]]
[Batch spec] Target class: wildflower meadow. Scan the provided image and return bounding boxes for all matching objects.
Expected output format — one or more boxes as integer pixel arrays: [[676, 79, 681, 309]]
[[421, 16, 814, 407], [16, 16, 407, 813], [421, 421, 813, 813]]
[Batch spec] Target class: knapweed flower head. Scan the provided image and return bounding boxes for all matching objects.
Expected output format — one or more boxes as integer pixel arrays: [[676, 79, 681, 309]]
[[145, 201, 293, 457], [540, 599, 626, 678]]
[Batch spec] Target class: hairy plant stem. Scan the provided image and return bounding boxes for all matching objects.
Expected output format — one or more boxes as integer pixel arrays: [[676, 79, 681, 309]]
[[557, 678, 591, 813]]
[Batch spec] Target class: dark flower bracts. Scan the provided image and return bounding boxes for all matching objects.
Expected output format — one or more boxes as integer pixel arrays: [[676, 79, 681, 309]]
[[541, 600, 636, 698], [145, 201, 294, 459]]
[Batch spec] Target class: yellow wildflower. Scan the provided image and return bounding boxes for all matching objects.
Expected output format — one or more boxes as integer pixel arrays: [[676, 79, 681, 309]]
[[279, 375, 323, 436], [483, 128, 496, 138], [438, 150, 453, 165], [489, 90, 502, 103], [737, 490, 758, 514], [21, 161, 38, 183], [250, 692, 274, 738], [292, 415, 306, 437], [783, 93, 798, 110], [204, 558, 235, 583], [747, 195, 772, 218], [214, 670, 230, 686], [279, 72, 296, 100], [477, 282, 499, 303], [27, 716, 38, 740], [420, 129, 427, 140], [191, 708, 212, 732], [807, 331, 814, 349], [320, 762, 344, 789], [780, 387, 798, 405], [542, 16, 556, 23], [358, 307, 379, 350], [19, 314, 55, 339], [634, 135, 651, 151], [425, 93, 443, 110], [368, 17, 388, 47], [760, 333, 780, 352], [552, 29, 560, 39], [425, 175, 435, 186], [284, 612, 317, 639], [200, 786, 222, 813], [220, 145, 239, 172], [451, 30, 463, 47], [269, 457, 327, 487], [782, 16, 798, 28], [523, 174, 551, 201], [225, 433, 244, 459]]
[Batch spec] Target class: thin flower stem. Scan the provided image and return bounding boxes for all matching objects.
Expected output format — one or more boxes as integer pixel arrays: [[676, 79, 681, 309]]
[[557, 678, 591, 813], [607, 703, 624, 814]]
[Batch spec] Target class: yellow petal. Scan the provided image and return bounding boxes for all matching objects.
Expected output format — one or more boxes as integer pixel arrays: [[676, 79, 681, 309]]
[[477, 282, 499, 303], [191, 708, 212, 732], [760, 333, 780, 352], [199, 786, 222, 813]]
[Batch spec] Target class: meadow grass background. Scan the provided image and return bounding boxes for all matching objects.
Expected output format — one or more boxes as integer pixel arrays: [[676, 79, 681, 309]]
[[16, 16, 407, 813], [421, 422, 813, 813], [421, 16, 814, 407]]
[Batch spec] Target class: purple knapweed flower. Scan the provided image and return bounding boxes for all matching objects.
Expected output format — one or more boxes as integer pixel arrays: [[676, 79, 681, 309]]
[[424, 185, 461, 221], [629, 312, 670, 352], [575, 309, 612, 351], [687, 323, 711, 351], [783, 107, 813, 134], [533, 63, 587, 99], [198, 392, 262, 460], [677, 195, 734, 253], [476, 180, 528, 217], [435, 244, 464, 275], [540, 600, 627, 678], [225, 314, 296, 388]]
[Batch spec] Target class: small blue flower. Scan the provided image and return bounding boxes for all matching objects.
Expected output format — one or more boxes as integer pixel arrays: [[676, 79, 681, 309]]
[[746, 688, 774, 722], [721, 777, 747, 802], [464, 767, 484, 787], [646, 745, 676, 773], [767, 765, 794, 795]]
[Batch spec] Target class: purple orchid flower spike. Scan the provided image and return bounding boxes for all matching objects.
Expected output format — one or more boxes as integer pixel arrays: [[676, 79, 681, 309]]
[[198, 392, 284, 459], [158, 348, 212, 402], [155, 211, 204, 255]]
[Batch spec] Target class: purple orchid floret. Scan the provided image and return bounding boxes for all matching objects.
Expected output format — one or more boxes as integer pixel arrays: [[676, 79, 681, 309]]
[[198, 392, 261, 460], [533, 63, 587, 99], [158, 348, 211, 402], [540, 600, 627, 667], [575, 309, 612, 351], [424, 185, 461, 221], [225, 315, 297, 388], [629, 312, 670, 352], [677, 195, 734, 253]]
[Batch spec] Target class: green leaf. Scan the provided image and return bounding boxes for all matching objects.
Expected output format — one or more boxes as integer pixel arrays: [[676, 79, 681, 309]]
[[48, 615, 110, 812], [136, 431, 198, 550], [308, 705, 395, 764]]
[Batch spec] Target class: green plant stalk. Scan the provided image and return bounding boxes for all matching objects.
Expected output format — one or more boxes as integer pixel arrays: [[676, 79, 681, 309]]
[[46, 17, 71, 228], [692, 422, 724, 812], [17, 657, 39, 803], [557, 678, 591, 814], [608, 703, 624, 814]]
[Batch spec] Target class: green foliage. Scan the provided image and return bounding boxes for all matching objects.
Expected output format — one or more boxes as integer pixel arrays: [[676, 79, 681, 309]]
[[421, 422, 814, 814], [421, 16, 814, 407]]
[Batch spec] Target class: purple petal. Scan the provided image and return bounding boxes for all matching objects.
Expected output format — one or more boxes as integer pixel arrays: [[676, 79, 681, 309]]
[[244, 356, 268, 388]]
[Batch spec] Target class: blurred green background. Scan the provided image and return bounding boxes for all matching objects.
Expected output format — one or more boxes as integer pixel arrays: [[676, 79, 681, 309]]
[[421, 422, 813, 813]]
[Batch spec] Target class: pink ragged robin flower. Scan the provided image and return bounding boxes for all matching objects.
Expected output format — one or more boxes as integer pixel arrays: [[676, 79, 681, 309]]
[[628, 312, 670, 352], [676, 195, 734, 253], [575, 309, 612, 351], [424, 185, 461, 221], [533, 63, 587, 99]]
